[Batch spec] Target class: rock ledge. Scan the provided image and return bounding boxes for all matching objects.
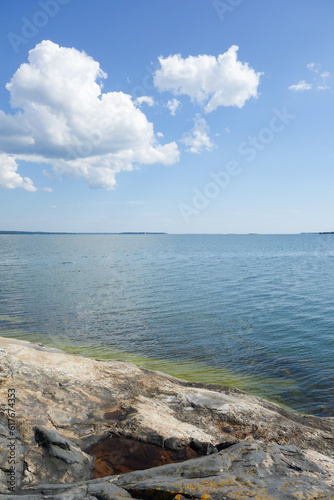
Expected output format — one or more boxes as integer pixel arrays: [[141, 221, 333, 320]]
[[0, 336, 333, 499]]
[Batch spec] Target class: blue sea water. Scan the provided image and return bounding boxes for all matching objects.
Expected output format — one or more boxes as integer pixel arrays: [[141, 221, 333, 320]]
[[0, 233, 333, 416]]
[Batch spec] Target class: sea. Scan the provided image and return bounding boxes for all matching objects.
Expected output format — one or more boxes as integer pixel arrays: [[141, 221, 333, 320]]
[[0, 233, 333, 416]]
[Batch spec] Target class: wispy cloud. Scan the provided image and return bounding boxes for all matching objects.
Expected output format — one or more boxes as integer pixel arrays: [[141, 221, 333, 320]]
[[135, 96, 155, 107], [166, 98, 180, 116], [288, 80, 312, 92], [289, 62, 330, 92], [181, 114, 214, 154], [127, 200, 146, 205], [307, 62, 330, 90]]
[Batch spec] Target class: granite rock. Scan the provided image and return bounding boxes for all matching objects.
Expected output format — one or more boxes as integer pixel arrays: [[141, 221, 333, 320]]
[[1, 441, 333, 499], [0, 336, 333, 498]]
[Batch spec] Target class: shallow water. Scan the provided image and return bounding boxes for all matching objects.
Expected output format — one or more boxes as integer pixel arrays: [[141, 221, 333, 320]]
[[0, 233, 333, 415]]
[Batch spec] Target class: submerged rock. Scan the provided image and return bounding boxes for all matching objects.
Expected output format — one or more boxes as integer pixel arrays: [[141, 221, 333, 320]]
[[88, 435, 202, 477], [0, 336, 333, 498]]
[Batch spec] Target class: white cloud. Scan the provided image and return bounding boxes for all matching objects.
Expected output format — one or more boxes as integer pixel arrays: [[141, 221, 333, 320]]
[[317, 83, 329, 91], [0, 154, 36, 191], [289, 63, 330, 92], [166, 98, 180, 116], [288, 80, 312, 92], [310, 64, 330, 90], [181, 114, 214, 154], [135, 96, 155, 107], [0, 41, 179, 191], [43, 187, 53, 192], [154, 45, 262, 113]]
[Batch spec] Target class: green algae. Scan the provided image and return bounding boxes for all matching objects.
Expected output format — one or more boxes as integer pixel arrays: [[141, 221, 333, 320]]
[[0, 315, 26, 324], [0, 328, 297, 412]]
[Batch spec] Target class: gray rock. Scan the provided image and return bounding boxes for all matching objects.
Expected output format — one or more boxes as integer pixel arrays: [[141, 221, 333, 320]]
[[0, 411, 25, 491], [33, 427, 93, 484], [88, 481, 133, 499], [189, 438, 218, 455], [3, 441, 334, 499], [116, 441, 334, 499], [0, 336, 333, 498]]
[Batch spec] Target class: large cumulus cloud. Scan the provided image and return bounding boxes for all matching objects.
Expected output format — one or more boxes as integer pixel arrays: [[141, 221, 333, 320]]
[[0, 40, 179, 190]]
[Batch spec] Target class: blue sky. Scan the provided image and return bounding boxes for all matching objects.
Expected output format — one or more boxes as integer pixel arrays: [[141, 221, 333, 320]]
[[0, 0, 333, 233]]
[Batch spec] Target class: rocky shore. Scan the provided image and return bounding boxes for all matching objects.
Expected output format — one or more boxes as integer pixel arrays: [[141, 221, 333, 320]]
[[0, 336, 333, 499]]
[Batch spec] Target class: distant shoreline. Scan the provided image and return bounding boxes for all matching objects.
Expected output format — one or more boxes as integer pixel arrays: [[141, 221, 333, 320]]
[[0, 231, 333, 236], [0, 231, 167, 235]]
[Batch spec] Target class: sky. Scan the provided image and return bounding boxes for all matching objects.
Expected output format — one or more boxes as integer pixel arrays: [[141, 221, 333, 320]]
[[0, 0, 333, 234]]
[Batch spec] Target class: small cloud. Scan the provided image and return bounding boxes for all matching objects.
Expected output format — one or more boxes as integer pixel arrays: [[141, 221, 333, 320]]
[[42, 169, 54, 180], [135, 96, 155, 107], [289, 80, 312, 92], [317, 84, 329, 90], [316, 70, 330, 90], [166, 98, 180, 116], [181, 114, 214, 154], [52, 205, 57, 209], [43, 187, 53, 192], [289, 63, 330, 92], [154, 45, 262, 113], [157, 132, 164, 138], [224, 127, 230, 134], [308, 63, 330, 90]]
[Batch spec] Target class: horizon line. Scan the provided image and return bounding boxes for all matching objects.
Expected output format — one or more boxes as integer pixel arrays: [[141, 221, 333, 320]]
[[0, 231, 331, 236]]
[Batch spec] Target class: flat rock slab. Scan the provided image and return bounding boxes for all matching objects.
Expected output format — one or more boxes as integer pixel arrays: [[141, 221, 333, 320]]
[[117, 441, 334, 499], [0, 336, 333, 498]]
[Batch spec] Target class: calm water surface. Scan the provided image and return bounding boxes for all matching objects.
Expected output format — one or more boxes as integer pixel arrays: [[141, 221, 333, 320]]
[[0, 234, 333, 416]]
